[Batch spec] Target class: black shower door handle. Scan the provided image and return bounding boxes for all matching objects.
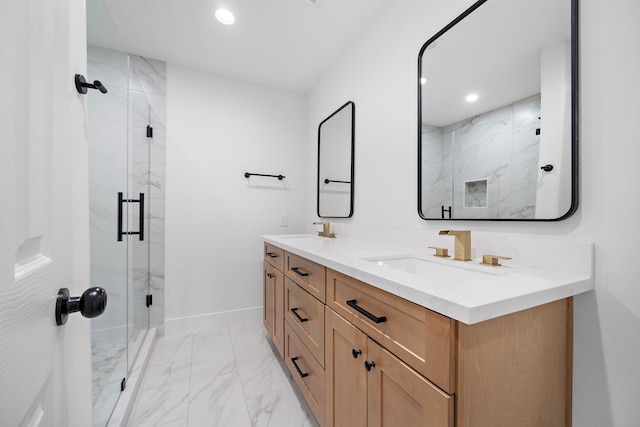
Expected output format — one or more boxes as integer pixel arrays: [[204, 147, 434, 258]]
[[118, 192, 145, 241]]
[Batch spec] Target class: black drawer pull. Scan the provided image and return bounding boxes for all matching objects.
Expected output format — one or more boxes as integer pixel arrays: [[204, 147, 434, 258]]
[[291, 308, 308, 323], [291, 357, 309, 378], [352, 349, 362, 359], [266, 252, 279, 258], [266, 273, 274, 279], [291, 267, 309, 277], [346, 299, 387, 324], [364, 360, 376, 372]]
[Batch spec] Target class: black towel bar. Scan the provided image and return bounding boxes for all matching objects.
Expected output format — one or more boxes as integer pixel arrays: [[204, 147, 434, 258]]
[[244, 172, 285, 180]]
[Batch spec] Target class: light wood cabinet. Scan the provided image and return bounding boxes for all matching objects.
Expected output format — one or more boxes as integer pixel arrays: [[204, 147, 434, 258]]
[[325, 308, 453, 427], [325, 306, 367, 427], [285, 251, 326, 303], [326, 269, 456, 393], [263, 245, 285, 359], [366, 337, 454, 427], [455, 298, 572, 427], [264, 241, 573, 427], [285, 277, 325, 366], [285, 322, 325, 425]]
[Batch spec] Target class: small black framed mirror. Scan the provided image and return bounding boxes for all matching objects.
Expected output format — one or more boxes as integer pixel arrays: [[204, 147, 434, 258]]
[[317, 101, 355, 218], [418, 0, 579, 220]]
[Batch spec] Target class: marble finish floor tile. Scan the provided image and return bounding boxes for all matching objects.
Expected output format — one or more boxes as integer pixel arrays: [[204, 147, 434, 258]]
[[228, 321, 268, 349], [235, 342, 290, 399], [148, 334, 192, 366], [246, 385, 317, 427], [189, 373, 251, 427], [127, 321, 316, 427]]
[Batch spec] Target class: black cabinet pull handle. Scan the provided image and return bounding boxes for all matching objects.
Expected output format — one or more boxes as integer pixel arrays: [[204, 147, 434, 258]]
[[266, 252, 278, 258], [346, 299, 387, 324], [290, 357, 309, 378], [291, 308, 308, 323], [291, 267, 309, 277], [266, 273, 274, 279], [352, 349, 362, 359], [364, 360, 376, 372]]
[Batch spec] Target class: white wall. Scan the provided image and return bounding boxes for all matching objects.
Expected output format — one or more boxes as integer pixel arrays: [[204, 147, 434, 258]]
[[164, 65, 308, 334], [306, 0, 640, 425]]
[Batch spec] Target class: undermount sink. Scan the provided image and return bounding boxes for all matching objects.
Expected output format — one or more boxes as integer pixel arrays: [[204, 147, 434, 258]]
[[281, 235, 324, 240], [364, 255, 507, 280]]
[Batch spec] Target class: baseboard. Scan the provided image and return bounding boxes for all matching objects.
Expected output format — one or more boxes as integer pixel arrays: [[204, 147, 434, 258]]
[[164, 306, 263, 337]]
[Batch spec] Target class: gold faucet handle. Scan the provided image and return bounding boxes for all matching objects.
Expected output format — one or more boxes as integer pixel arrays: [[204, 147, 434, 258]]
[[439, 230, 470, 236], [313, 221, 335, 238], [480, 255, 512, 267], [428, 246, 450, 258]]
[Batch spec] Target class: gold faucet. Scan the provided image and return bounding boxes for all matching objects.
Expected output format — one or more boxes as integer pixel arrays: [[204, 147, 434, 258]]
[[313, 221, 336, 238], [439, 230, 471, 261]]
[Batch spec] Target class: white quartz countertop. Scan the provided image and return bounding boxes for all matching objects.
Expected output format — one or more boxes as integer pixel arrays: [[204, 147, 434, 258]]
[[263, 234, 594, 324]]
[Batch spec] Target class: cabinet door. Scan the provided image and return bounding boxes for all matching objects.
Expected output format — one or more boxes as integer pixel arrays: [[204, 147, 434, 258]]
[[366, 338, 454, 427], [264, 262, 284, 358], [263, 262, 274, 336], [325, 308, 367, 427], [272, 266, 285, 358]]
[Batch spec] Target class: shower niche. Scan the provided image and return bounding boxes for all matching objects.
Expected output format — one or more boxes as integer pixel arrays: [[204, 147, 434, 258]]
[[86, 37, 166, 427]]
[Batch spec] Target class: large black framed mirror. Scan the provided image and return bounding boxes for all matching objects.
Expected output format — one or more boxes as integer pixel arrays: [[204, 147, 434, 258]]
[[418, 0, 578, 220], [317, 101, 355, 218]]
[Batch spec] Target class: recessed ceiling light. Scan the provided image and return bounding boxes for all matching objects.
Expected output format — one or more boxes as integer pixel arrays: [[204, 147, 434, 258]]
[[214, 8, 235, 25], [465, 93, 479, 102]]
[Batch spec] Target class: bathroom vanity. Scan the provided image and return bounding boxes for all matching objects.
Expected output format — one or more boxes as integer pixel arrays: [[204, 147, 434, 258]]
[[262, 234, 593, 427]]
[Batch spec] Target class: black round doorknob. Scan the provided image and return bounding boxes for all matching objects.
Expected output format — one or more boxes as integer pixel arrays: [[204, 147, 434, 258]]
[[56, 287, 107, 326]]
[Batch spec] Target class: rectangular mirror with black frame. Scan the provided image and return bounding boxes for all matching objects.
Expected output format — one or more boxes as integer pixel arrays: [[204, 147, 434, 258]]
[[418, 0, 578, 220], [317, 101, 355, 218]]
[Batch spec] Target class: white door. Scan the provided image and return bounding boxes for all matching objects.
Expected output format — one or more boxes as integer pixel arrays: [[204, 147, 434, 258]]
[[0, 0, 92, 426]]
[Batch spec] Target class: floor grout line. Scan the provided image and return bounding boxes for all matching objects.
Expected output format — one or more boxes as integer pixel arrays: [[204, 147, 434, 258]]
[[127, 321, 315, 427]]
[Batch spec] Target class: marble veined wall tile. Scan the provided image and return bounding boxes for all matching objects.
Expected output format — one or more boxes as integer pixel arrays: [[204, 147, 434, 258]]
[[88, 47, 129, 90], [433, 94, 541, 218], [129, 55, 167, 95]]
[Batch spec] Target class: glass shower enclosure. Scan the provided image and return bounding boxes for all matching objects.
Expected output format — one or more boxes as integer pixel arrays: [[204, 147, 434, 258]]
[[87, 1, 152, 424]]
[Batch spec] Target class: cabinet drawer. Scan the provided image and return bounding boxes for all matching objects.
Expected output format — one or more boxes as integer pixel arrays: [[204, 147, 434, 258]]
[[285, 252, 326, 303], [264, 243, 284, 271], [326, 269, 456, 394], [285, 277, 325, 367], [284, 323, 325, 426]]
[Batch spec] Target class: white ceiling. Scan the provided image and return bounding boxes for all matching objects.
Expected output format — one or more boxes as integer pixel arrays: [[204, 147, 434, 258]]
[[89, 0, 390, 92]]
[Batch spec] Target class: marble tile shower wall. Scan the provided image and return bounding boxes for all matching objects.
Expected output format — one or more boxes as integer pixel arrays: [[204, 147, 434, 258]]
[[88, 46, 166, 336], [129, 54, 167, 335], [422, 94, 541, 219]]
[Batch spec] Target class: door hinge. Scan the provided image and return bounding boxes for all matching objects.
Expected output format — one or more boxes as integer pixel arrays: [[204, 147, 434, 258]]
[[121, 378, 127, 392], [146, 125, 153, 138], [146, 294, 153, 307]]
